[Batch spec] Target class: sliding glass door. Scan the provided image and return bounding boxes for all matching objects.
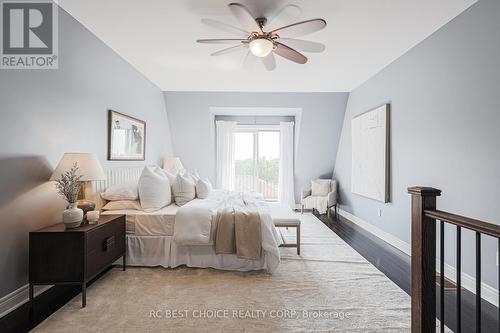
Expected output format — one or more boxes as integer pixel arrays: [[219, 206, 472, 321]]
[[234, 126, 280, 201]]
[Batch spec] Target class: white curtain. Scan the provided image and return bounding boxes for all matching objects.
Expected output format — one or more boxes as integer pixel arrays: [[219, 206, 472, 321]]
[[216, 121, 237, 190], [278, 122, 295, 207]]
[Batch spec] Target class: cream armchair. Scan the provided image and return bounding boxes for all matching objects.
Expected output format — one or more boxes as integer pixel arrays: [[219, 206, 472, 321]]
[[301, 179, 338, 218]]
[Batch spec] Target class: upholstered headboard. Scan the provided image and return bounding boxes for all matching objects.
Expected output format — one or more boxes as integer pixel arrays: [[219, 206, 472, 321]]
[[92, 167, 144, 209]]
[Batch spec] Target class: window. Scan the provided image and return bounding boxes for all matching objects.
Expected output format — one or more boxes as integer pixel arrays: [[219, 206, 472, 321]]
[[234, 125, 280, 201]]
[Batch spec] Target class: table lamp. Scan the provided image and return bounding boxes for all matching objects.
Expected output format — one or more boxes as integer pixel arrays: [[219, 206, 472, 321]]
[[51, 153, 106, 214], [163, 157, 184, 171]]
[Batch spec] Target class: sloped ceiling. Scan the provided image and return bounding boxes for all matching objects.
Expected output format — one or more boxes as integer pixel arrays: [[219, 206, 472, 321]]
[[56, 0, 477, 92]]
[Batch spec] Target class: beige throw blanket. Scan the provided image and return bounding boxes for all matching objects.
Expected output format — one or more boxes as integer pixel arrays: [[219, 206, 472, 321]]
[[215, 206, 262, 260]]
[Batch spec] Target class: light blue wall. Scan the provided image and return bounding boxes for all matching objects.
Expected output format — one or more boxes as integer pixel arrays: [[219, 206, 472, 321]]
[[164, 92, 348, 202], [334, 0, 500, 289], [0, 7, 173, 299]]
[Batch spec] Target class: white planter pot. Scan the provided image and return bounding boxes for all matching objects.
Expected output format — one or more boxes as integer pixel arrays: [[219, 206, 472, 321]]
[[63, 203, 83, 228]]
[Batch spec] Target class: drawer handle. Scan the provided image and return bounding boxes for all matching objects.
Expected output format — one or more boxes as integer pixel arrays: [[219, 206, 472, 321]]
[[103, 236, 115, 251]]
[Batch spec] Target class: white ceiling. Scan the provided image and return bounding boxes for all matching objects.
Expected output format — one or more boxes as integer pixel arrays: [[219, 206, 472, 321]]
[[56, 0, 476, 92]]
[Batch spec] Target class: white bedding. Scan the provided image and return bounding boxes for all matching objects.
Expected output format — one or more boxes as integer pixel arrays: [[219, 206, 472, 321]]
[[178, 191, 281, 273], [104, 190, 282, 273], [172, 190, 240, 245]]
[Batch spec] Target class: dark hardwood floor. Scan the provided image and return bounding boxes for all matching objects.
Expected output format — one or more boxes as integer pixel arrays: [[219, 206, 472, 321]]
[[318, 211, 499, 333]]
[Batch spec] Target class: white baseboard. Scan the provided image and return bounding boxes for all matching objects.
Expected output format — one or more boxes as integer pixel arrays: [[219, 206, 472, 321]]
[[0, 284, 52, 318], [438, 259, 498, 307], [337, 208, 411, 255], [336, 207, 498, 307]]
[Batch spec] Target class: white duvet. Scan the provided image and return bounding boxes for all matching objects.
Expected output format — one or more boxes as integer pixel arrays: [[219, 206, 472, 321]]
[[173, 190, 281, 272]]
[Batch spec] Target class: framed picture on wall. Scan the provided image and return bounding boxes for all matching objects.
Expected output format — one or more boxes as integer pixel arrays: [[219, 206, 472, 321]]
[[108, 110, 146, 161]]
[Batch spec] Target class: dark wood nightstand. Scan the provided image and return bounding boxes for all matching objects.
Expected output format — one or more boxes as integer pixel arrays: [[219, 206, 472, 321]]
[[29, 214, 126, 308]]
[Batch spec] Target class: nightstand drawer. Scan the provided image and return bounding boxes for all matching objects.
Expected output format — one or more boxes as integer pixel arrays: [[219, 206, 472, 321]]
[[86, 217, 125, 279]]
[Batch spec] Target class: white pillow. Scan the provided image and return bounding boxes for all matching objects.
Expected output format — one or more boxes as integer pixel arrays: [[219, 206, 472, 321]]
[[102, 200, 142, 211], [138, 166, 171, 212], [163, 169, 178, 184], [190, 170, 201, 182], [172, 174, 196, 206], [162, 169, 178, 201], [311, 179, 331, 196], [101, 183, 138, 201], [178, 169, 199, 183], [196, 178, 212, 199]]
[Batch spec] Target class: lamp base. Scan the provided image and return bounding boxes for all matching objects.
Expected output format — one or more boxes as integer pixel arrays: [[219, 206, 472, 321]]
[[77, 199, 95, 216]]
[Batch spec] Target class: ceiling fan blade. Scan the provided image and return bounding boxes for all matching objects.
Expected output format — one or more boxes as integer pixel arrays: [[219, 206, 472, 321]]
[[242, 50, 258, 69], [273, 42, 307, 64], [211, 44, 247, 56], [270, 19, 326, 38], [228, 3, 260, 31], [261, 53, 276, 71], [201, 18, 249, 38], [267, 5, 302, 30], [278, 38, 325, 53], [197, 38, 246, 44]]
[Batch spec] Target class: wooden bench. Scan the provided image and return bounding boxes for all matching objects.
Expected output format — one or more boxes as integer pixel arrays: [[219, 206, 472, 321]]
[[268, 203, 301, 255]]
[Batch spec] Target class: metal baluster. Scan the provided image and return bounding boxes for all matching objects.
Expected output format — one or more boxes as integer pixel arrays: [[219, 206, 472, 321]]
[[456, 226, 461, 333], [440, 221, 445, 333], [476, 232, 481, 333]]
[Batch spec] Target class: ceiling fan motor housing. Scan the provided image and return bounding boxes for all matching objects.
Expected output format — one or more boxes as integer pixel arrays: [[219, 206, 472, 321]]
[[255, 17, 267, 29]]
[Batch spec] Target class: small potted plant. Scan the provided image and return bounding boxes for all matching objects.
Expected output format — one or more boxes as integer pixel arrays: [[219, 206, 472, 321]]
[[55, 163, 84, 228]]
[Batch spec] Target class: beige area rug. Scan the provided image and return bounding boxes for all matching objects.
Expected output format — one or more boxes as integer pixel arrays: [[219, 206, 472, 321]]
[[34, 213, 411, 332]]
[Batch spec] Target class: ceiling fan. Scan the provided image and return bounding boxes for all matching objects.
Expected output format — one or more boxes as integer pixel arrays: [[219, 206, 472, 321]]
[[196, 3, 327, 70]]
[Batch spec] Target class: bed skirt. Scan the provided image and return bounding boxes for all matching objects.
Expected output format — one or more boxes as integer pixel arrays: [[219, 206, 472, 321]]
[[125, 235, 275, 272]]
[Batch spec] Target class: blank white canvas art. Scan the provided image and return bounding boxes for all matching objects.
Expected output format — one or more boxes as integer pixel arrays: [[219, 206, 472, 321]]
[[351, 104, 389, 202]]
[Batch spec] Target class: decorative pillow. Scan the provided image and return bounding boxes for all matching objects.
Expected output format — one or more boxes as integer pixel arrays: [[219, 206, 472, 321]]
[[196, 178, 212, 199], [102, 200, 142, 211], [311, 179, 331, 196], [178, 169, 199, 183], [162, 169, 178, 201], [172, 174, 196, 206], [138, 166, 171, 212], [101, 183, 138, 201], [190, 170, 201, 182], [163, 169, 178, 184]]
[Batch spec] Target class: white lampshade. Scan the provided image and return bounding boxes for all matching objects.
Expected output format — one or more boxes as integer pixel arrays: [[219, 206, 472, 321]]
[[50, 153, 106, 181], [249, 38, 273, 57], [163, 157, 184, 171]]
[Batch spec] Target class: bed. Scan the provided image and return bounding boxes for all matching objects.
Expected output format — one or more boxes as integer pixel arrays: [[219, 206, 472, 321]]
[[96, 168, 283, 273]]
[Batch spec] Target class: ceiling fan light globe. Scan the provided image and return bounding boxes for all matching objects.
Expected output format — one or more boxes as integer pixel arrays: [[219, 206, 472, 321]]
[[249, 38, 273, 57]]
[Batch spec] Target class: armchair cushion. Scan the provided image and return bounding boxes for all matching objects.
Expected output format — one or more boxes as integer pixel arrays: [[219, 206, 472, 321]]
[[311, 179, 331, 196]]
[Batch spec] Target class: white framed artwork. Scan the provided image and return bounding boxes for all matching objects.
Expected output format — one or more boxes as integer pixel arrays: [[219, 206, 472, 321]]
[[351, 104, 390, 202], [108, 110, 146, 161]]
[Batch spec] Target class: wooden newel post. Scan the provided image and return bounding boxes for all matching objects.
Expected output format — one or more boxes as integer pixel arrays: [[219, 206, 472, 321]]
[[408, 186, 441, 333]]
